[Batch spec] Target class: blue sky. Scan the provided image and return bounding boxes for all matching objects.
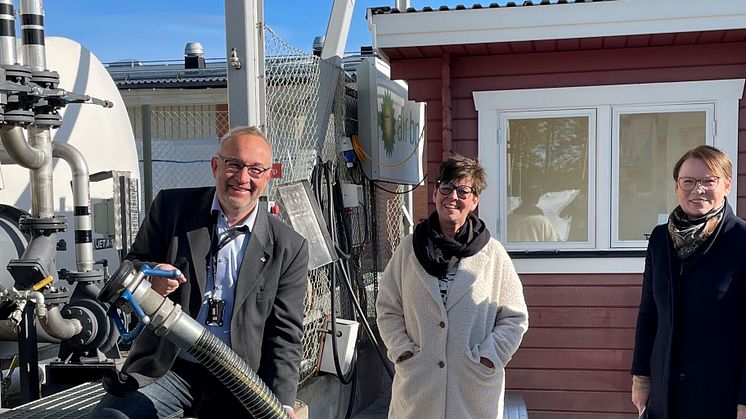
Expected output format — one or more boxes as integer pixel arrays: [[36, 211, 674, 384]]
[[41, 1, 460, 64]]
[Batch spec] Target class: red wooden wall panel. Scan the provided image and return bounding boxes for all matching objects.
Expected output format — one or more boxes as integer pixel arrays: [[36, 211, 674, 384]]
[[395, 34, 746, 417]]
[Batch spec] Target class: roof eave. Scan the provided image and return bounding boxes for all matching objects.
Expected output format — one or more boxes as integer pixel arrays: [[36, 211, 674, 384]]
[[368, 0, 746, 49]]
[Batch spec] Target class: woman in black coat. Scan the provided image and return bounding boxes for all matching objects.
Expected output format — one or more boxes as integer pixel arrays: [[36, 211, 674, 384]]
[[631, 145, 746, 419]]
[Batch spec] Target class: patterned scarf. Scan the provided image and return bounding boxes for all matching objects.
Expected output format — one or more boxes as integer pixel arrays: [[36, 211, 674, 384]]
[[412, 211, 491, 279], [667, 201, 725, 260]]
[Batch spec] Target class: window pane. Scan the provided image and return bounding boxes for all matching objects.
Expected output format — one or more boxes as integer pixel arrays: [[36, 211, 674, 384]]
[[507, 116, 590, 243], [617, 111, 706, 241]]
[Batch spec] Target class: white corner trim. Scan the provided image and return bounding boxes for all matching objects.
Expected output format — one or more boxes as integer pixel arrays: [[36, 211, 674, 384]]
[[513, 257, 645, 274], [474, 79, 745, 111], [370, 0, 746, 49]]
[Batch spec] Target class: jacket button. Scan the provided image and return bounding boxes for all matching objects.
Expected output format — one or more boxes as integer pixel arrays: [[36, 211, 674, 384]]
[[679, 373, 686, 381], [438, 361, 445, 368], [439, 321, 446, 328]]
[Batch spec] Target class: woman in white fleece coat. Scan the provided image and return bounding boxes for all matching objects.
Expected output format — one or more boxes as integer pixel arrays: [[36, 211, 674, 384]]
[[376, 155, 528, 419]]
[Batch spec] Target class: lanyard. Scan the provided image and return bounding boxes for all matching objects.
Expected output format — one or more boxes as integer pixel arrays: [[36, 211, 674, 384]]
[[209, 223, 249, 293]]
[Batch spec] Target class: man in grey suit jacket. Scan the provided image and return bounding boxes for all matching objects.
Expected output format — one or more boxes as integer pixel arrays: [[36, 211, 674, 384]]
[[92, 126, 308, 418]]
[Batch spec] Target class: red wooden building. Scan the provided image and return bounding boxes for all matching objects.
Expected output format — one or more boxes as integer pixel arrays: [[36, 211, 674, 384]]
[[368, 1, 746, 417]]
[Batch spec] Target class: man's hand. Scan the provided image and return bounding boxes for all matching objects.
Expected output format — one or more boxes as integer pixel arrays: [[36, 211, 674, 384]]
[[631, 389, 649, 416], [284, 405, 298, 419], [149, 263, 186, 296], [737, 406, 746, 419]]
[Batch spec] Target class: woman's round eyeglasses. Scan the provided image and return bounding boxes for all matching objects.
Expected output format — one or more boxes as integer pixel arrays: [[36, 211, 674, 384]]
[[676, 176, 720, 191], [437, 182, 475, 199]]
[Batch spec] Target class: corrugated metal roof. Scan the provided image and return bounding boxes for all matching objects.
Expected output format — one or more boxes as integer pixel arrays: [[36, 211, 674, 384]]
[[370, 0, 616, 15], [108, 66, 226, 88], [107, 54, 371, 89]]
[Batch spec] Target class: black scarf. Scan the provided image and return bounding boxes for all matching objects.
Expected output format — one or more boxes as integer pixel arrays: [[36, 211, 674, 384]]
[[667, 200, 726, 260], [412, 211, 491, 278]]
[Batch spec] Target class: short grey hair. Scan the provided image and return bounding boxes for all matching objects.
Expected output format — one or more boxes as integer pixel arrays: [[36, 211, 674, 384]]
[[218, 125, 270, 148]]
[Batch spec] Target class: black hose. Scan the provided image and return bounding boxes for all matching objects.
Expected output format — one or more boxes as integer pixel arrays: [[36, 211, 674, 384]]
[[188, 330, 289, 419], [311, 159, 394, 382], [100, 261, 290, 419]]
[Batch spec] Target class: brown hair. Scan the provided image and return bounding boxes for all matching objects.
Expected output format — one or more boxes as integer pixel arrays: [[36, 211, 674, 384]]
[[672, 145, 732, 180], [436, 154, 487, 195]]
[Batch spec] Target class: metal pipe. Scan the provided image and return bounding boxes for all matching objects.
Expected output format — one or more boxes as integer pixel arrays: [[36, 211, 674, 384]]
[[17, 233, 56, 281], [53, 142, 94, 272], [0, 320, 61, 343], [0, 149, 12, 163], [20, 0, 46, 70], [20, 0, 54, 218], [0, 126, 44, 169], [35, 304, 82, 341], [0, 0, 18, 65], [0, 301, 60, 343]]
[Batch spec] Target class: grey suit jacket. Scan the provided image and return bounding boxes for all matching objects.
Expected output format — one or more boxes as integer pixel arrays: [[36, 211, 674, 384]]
[[105, 187, 309, 406]]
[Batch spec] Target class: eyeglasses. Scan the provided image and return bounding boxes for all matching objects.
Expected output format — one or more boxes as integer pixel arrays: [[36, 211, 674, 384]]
[[217, 155, 271, 178], [437, 182, 476, 199], [676, 176, 720, 191]]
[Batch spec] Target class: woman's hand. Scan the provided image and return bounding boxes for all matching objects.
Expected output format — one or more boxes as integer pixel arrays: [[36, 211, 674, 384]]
[[737, 406, 746, 419], [631, 389, 649, 415], [396, 351, 413, 363], [479, 357, 494, 368]]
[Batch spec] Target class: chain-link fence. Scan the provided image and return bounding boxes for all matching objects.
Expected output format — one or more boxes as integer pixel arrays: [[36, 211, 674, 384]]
[[130, 26, 410, 384]]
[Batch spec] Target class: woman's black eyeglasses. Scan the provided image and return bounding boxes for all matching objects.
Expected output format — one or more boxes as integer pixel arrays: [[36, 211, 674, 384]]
[[437, 182, 476, 199], [217, 155, 271, 178], [675, 176, 720, 192]]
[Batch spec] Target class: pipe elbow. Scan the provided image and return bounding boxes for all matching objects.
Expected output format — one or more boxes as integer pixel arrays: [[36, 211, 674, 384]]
[[37, 305, 83, 340], [0, 126, 45, 169]]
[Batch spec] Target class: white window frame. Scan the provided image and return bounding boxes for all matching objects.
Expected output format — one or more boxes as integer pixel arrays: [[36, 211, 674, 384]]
[[500, 109, 597, 251], [611, 103, 715, 249], [474, 79, 743, 273]]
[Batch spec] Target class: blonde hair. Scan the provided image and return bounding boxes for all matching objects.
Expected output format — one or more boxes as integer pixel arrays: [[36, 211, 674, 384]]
[[673, 145, 732, 180]]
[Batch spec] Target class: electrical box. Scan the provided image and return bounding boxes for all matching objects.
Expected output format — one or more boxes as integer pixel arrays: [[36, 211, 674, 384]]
[[340, 183, 363, 209], [320, 318, 359, 375], [93, 200, 115, 236]]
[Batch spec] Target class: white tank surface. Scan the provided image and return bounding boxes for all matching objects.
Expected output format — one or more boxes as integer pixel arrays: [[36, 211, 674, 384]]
[[0, 36, 139, 272]]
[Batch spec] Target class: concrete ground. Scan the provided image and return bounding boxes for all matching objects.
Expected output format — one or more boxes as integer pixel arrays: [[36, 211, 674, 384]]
[[351, 386, 390, 419]]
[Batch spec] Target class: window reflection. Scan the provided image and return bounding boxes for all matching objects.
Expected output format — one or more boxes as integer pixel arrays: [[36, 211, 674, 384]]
[[617, 111, 706, 241], [506, 116, 590, 243]]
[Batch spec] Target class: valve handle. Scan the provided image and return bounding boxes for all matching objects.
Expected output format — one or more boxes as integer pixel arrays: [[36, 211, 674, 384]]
[[107, 289, 151, 345], [141, 266, 182, 280], [106, 265, 179, 345]]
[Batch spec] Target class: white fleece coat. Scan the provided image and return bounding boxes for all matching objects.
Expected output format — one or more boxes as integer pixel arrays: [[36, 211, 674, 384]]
[[376, 234, 528, 419]]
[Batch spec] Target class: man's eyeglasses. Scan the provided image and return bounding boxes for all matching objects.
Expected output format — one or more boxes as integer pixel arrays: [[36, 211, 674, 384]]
[[217, 155, 271, 178], [676, 176, 720, 191], [437, 182, 476, 199]]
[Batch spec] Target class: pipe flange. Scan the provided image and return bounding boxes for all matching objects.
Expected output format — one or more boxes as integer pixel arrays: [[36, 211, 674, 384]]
[[33, 113, 62, 127], [30, 70, 59, 88], [42, 285, 73, 305], [61, 300, 105, 351], [58, 269, 104, 285], [2, 64, 32, 83], [2, 109, 35, 125], [98, 260, 136, 304], [18, 215, 67, 233]]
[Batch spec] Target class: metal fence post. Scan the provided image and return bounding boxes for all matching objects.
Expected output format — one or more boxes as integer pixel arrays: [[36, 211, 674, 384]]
[[142, 104, 153, 210]]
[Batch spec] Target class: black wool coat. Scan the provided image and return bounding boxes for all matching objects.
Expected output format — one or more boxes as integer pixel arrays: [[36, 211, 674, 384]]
[[632, 204, 746, 419]]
